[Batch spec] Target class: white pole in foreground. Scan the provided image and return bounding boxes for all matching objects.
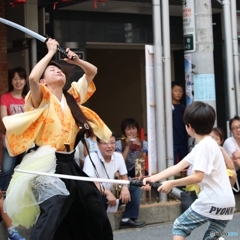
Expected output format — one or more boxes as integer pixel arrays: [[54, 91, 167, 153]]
[[15, 169, 130, 185]]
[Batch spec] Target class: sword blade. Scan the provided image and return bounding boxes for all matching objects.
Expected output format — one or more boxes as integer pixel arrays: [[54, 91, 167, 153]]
[[15, 169, 131, 185], [0, 17, 47, 43], [15, 169, 175, 192], [0, 17, 70, 59]]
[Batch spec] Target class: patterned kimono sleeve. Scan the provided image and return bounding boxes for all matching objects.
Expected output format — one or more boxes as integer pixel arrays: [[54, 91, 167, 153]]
[[3, 85, 51, 156], [25, 84, 51, 111], [68, 74, 96, 104]]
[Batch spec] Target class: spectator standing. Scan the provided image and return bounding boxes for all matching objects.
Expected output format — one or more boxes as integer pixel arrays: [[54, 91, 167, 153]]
[[172, 81, 189, 177], [83, 134, 146, 228], [0, 67, 28, 192]]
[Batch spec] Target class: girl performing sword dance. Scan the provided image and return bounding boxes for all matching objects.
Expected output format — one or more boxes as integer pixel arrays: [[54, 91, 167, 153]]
[[3, 38, 113, 240]]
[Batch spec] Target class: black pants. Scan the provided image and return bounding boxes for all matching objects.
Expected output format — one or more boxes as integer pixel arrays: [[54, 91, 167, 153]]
[[30, 151, 113, 240], [30, 195, 67, 240]]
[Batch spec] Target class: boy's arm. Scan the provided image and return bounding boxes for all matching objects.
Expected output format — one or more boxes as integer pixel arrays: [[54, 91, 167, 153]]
[[158, 171, 204, 193], [143, 159, 190, 184]]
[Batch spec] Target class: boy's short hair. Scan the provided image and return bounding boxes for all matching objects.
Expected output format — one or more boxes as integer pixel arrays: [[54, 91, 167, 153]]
[[229, 115, 240, 130], [183, 101, 215, 135], [171, 81, 184, 90]]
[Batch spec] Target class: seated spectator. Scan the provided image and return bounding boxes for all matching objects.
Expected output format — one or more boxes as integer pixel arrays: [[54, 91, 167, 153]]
[[223, 116, 240, 191], [0, 191, 25, 240], [83, 133, 146, 229], [115, 118, 148, 178], [223, 116, 240, 170]]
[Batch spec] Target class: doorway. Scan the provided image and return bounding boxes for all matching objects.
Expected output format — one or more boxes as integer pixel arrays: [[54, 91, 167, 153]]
[[86, 47, 146, 136]]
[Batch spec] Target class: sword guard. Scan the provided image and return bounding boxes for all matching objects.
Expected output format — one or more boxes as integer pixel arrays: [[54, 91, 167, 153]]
[[44, 37, 74, 60], [130, 180, 161, 189]]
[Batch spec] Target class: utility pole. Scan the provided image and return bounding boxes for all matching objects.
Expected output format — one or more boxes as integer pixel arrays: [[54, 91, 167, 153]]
[[152, 0, 167, 202], [161, 0, 174, 173], [220, 0, 237, 118], [231, 0, 240, 116], [183, 0, 216, 113]]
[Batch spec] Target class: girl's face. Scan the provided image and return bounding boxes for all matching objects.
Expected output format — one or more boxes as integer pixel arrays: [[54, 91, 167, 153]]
[[210, 131, 222, 146], [124, 125, 138, 138], [11, 72, 26, 91], [41, 65, 66, 87]]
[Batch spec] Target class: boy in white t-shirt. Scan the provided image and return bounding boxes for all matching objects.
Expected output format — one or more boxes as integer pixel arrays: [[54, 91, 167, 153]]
[[143, 101, 235, 240]]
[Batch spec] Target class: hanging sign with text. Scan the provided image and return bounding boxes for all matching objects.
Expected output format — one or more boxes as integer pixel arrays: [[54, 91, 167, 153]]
[[183, 0, 196, 52]]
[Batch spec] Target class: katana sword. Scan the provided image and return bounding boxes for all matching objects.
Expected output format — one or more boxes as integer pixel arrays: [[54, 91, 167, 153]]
[[15, 168, 161, 189], [0, 17, 69, 59]]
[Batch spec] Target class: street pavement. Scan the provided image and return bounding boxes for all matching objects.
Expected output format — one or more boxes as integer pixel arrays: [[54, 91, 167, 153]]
[[113, 212, 240, 240]]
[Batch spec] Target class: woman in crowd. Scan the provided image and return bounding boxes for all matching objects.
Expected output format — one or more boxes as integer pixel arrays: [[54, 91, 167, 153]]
[[0, 67, 28, 191], [115, 118, 148, 178]]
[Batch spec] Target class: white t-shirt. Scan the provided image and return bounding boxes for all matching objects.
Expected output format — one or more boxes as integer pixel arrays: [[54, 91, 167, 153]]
[[223, 136, 240, 171], [83, 150, 128, 191], [223, 136, 239, 158], [185, 136, 235, 220]]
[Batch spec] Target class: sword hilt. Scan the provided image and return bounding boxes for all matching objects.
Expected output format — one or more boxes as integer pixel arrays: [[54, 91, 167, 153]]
[[130, 180, 161, 189], [45, 37, 75, 60], [57, 46, 75, 60]]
